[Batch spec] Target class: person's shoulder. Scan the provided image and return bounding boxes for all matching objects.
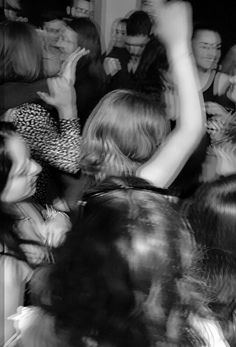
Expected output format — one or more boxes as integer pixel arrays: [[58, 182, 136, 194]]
[[14, 103, 49, 117]]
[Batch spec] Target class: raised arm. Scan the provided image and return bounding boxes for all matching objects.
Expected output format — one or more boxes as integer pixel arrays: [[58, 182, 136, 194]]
[[137, 0, 205, 188]]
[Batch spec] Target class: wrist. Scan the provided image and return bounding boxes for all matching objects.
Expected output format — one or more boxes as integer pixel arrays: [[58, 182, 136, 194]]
[[58, 106, 77, 120]]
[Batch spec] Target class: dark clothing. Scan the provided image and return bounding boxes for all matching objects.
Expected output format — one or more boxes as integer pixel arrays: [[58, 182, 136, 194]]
[[10, 103, 81, 206], [74, 57, 107, 131], [0, 79, 49, 117], [107, 37, 166, 103], [106, 46, 130, 70], [170, 132, 210, 199]]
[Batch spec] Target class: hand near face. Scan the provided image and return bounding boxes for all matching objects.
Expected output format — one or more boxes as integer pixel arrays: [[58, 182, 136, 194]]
[[103, 57, 121, 76]]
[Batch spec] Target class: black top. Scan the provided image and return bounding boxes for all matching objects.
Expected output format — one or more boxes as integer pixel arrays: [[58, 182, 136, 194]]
[[0, 79, 49, 117]]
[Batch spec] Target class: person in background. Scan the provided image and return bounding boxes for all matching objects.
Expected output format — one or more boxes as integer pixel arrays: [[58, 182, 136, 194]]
[[0, 122, 70, 346], [0, 20, 88, 206], [65, 0, 205, 209], [3, 0, 28, 22], [56, 17, 107, 130], [221, 45, 236, 76], [192, 23, 234, 114], [105, 18, 130, 74], [66, 0, 92, 19], [0, 20, 47, 116], [40, 10, 66, 77]]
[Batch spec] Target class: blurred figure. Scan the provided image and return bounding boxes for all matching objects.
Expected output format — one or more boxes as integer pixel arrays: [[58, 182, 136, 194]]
[[40, 10, 66, 76], [8, 176, 229, 346], [192, 23, 234, 114], [67, 0, 206, 209], [66, 0, 91, 19], [0, 20, 47, 115], [221, 44, 236, 76], [0, 20, 87, 205], [3, 0, 28, 22], [56, 17, 107, 130], [186, 174, 236, 346], [0, 122, 69, 345], [104, 18, 130, 85], [104, 9, 167, 103]]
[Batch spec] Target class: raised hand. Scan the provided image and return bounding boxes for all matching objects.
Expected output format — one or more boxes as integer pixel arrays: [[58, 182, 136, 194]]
[[103, 57, 121, 76], [148, 0, 192, 50], [59, 47, 90, 85]]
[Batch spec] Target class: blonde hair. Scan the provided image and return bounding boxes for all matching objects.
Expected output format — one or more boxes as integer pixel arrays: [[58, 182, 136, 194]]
[[0, 21, 43, 83], [81, 89, 168, 182]]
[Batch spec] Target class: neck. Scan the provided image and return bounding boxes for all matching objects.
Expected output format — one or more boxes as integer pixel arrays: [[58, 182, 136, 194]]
[[197, 67, 213, 90]]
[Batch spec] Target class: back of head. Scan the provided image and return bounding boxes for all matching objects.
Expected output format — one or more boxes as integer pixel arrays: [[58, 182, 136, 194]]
[[126, 10, 152, 37], [0, 20, 43, 83], [44, 176, 202, 346], [81, 89, 167, 182]]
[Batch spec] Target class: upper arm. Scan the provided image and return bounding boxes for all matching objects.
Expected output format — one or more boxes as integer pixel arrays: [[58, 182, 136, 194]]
[[137, 126, 205, 188]]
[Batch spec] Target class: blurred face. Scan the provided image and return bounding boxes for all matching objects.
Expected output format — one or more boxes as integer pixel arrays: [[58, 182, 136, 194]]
[[192, 30, 222, 72], [43, 19, 65, 47], [114, 22, 127, 48], [56, 26, 78, 61], [71, 0, 90, 18], [125, 35, 149, 61], [1, 135, 41, 203]]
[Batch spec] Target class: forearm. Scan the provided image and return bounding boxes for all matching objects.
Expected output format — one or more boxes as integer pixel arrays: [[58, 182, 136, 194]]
[[40, 119, 81, 173], [169, 43, 205, 136]]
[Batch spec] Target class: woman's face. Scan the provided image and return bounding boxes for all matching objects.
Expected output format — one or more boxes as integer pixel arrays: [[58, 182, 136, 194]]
[[1, 135, 41, 203], [56, 26, 78, 61], [114, 22, 127, 48]]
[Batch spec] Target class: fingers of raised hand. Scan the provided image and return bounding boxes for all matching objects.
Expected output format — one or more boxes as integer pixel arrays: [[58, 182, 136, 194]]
[[60, 47, 90, 83]]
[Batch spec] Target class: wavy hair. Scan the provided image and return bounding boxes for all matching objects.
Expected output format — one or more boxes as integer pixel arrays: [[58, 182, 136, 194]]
[[0, 20, 44, 84], [41, 176, 208, 347], [185, 175, 236, 345], [81, 89, 168, 182]]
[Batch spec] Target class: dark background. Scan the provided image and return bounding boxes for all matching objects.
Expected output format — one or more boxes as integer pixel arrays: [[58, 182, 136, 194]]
[[17, 0, 236, 54]]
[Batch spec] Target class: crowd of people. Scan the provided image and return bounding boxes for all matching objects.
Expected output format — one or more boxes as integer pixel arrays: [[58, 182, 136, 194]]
[[1, 0, 236, 346]]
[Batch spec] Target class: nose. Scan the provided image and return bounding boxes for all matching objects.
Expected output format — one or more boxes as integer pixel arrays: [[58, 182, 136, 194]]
[[207, 47, 217, 59], [55, 36, 63, 49]]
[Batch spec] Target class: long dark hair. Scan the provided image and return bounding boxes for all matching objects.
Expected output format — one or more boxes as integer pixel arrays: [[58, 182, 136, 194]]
[[185, 175, 236, 345], [66, 18, 106, 84], [42, 176, 207, 347]]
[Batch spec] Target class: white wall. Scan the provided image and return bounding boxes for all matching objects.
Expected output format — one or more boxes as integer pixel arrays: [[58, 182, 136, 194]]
[[97, 0, 138, 52]]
